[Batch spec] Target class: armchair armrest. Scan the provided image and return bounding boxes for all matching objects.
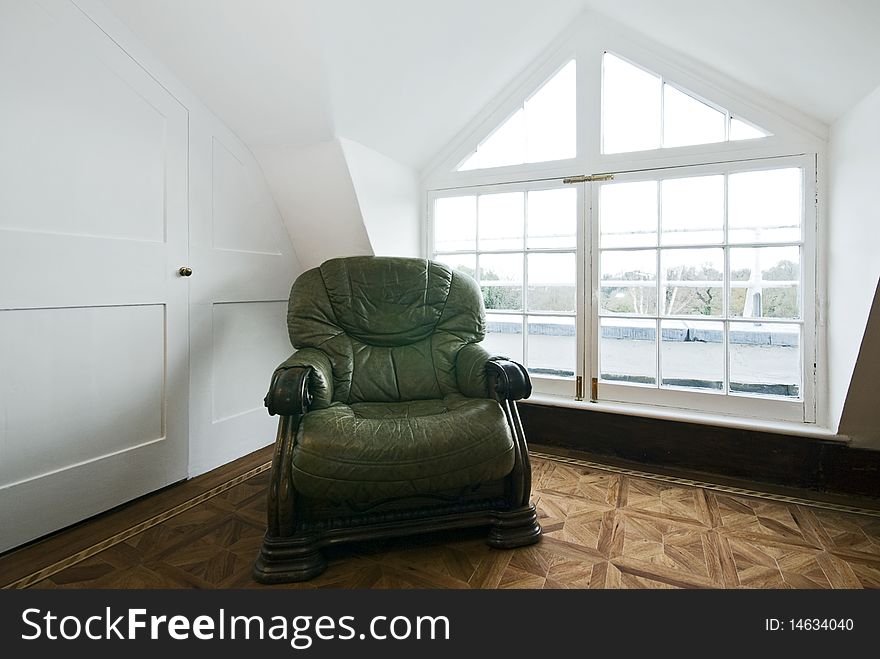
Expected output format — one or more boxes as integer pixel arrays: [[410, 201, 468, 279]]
[[263, 349, 333, 538], [264, 348, 334, 416], [487, 357, 532, 401], [456, 343, 532, 401], [265, 366, 311, 417]]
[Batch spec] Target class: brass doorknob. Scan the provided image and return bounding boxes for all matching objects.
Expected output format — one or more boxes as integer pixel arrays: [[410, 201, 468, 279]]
[[179, 266, 193, 277]]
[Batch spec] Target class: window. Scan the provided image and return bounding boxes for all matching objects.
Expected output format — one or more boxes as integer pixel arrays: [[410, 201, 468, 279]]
[[602, 53, 770, 154], [595, 160, 810, 418], [428, 44, 818, 423], [433, 183, 579, 393], [457, 60, 576, 171]]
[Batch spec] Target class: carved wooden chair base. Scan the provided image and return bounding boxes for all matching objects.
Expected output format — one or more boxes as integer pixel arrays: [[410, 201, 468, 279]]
[[254, 502, 541, 584]]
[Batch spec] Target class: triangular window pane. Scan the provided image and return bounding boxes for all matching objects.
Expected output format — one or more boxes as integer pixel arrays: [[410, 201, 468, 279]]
[[602, 53, 661, 153], [458, 110, 525, 171], [524, 60, 577, 162], [663, 84, 725, 147], [730, 117, 770, 140], [602, 52, 771, 154], [458, 60, 576, 171]]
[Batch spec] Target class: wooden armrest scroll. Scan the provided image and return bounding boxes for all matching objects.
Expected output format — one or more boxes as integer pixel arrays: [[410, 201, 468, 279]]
[[264, 366, 313, 417], [487, 358, 532, 402]]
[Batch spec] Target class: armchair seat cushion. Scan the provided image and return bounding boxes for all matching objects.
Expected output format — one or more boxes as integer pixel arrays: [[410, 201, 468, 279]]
[[291, 394, 515, 503]]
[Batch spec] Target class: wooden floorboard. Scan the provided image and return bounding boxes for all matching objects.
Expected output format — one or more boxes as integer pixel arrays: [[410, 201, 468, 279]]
[[4, 449, 880, 590], [532, 444, 880, 513], [0, 444, 274, 588]]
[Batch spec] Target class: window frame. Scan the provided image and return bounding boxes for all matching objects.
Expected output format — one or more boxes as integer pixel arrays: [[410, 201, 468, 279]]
[[428, 179, 586, 398], [422, 21, 826, 424], [456, 58, 578, 172], [600, 50, 771, 155], [589, 155, 817, 423], [424, 36, 825, 192]]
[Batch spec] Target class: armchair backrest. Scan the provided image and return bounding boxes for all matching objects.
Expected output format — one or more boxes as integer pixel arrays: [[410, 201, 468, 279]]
[[288, 256, 486, 403]]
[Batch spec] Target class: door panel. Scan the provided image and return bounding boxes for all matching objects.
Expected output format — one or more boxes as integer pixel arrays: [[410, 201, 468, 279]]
[[0, 305, 165, 484], [211, 138, 284, 255], [211, 301, 290, 423], [188, 127, 299, 477], [0, 0, 188, 552], [0, 0, 167, 243]]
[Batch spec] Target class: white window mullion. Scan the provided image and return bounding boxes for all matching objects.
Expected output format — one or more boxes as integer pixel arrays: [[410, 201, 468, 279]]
[[722, 172, 730, 393], [577, 181, 589, 400]]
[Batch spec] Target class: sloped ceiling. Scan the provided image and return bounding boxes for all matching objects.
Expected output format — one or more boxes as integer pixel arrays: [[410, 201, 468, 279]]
[[311, 0, 588, 169], [100, 0, 880, 170], [579, 0, 880, 126]]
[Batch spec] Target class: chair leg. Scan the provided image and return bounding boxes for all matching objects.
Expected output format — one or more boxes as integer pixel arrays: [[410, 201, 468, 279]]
[[487, 503, 542, 549], [253, 538, 327, 584]]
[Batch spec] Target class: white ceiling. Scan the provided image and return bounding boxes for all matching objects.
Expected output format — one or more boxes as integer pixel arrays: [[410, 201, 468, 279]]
[[102, 0, 880, 170], [310, 0, 588, 170], [580, 0, 880, 126]]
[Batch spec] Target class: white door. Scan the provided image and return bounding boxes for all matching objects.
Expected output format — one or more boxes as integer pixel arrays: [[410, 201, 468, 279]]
[[187, 121, 299, 477], [0, 0, 189, 552]]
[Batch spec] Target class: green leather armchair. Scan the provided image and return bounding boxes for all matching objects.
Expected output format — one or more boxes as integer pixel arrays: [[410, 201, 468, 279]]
[[253, 256, 541, 583]]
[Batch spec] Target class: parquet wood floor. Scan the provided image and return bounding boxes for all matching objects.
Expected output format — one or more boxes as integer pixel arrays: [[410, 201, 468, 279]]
[[9, 456, 880, 589]]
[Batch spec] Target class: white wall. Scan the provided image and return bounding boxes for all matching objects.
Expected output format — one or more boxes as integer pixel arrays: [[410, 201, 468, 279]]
[[340, 138, 420, 257], [256, 140, 374, 271], [827, 84, 880, 434], [256, 138, 420, 272]]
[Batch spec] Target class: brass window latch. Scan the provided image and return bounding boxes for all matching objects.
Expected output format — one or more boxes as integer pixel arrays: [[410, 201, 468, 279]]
[[562, 173, 615, 184]]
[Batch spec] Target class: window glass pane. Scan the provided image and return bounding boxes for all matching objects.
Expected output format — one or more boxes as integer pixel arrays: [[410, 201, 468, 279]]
[[478, 192, 523, 250], [484, 313, 523, 362], [600, 318, 657, 385], [434, 253, 477, 281], [728, 168, 802, 243], [479, 253, 523, 311], [599, 54, 771, 155], [599, 180, 658, 248], [729, 246, 800, 319], [528, 252, 576, 313], [525, 60, 576, 163], [729, 322, 800, 398], [661, 320, 724, 391], [527, 316, 575, 377], [662, 84, 725, 148], [602, 53, 661, 154], [458, 60, 575, 171], [600, 249, 657, 315], [661, 248, 724, 317], [434, 196, 476, 251], [527, 187, 576, 248], [661, 175, 723, 245], [458, 109, 525, 171], [730, 117, 768, 141]]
